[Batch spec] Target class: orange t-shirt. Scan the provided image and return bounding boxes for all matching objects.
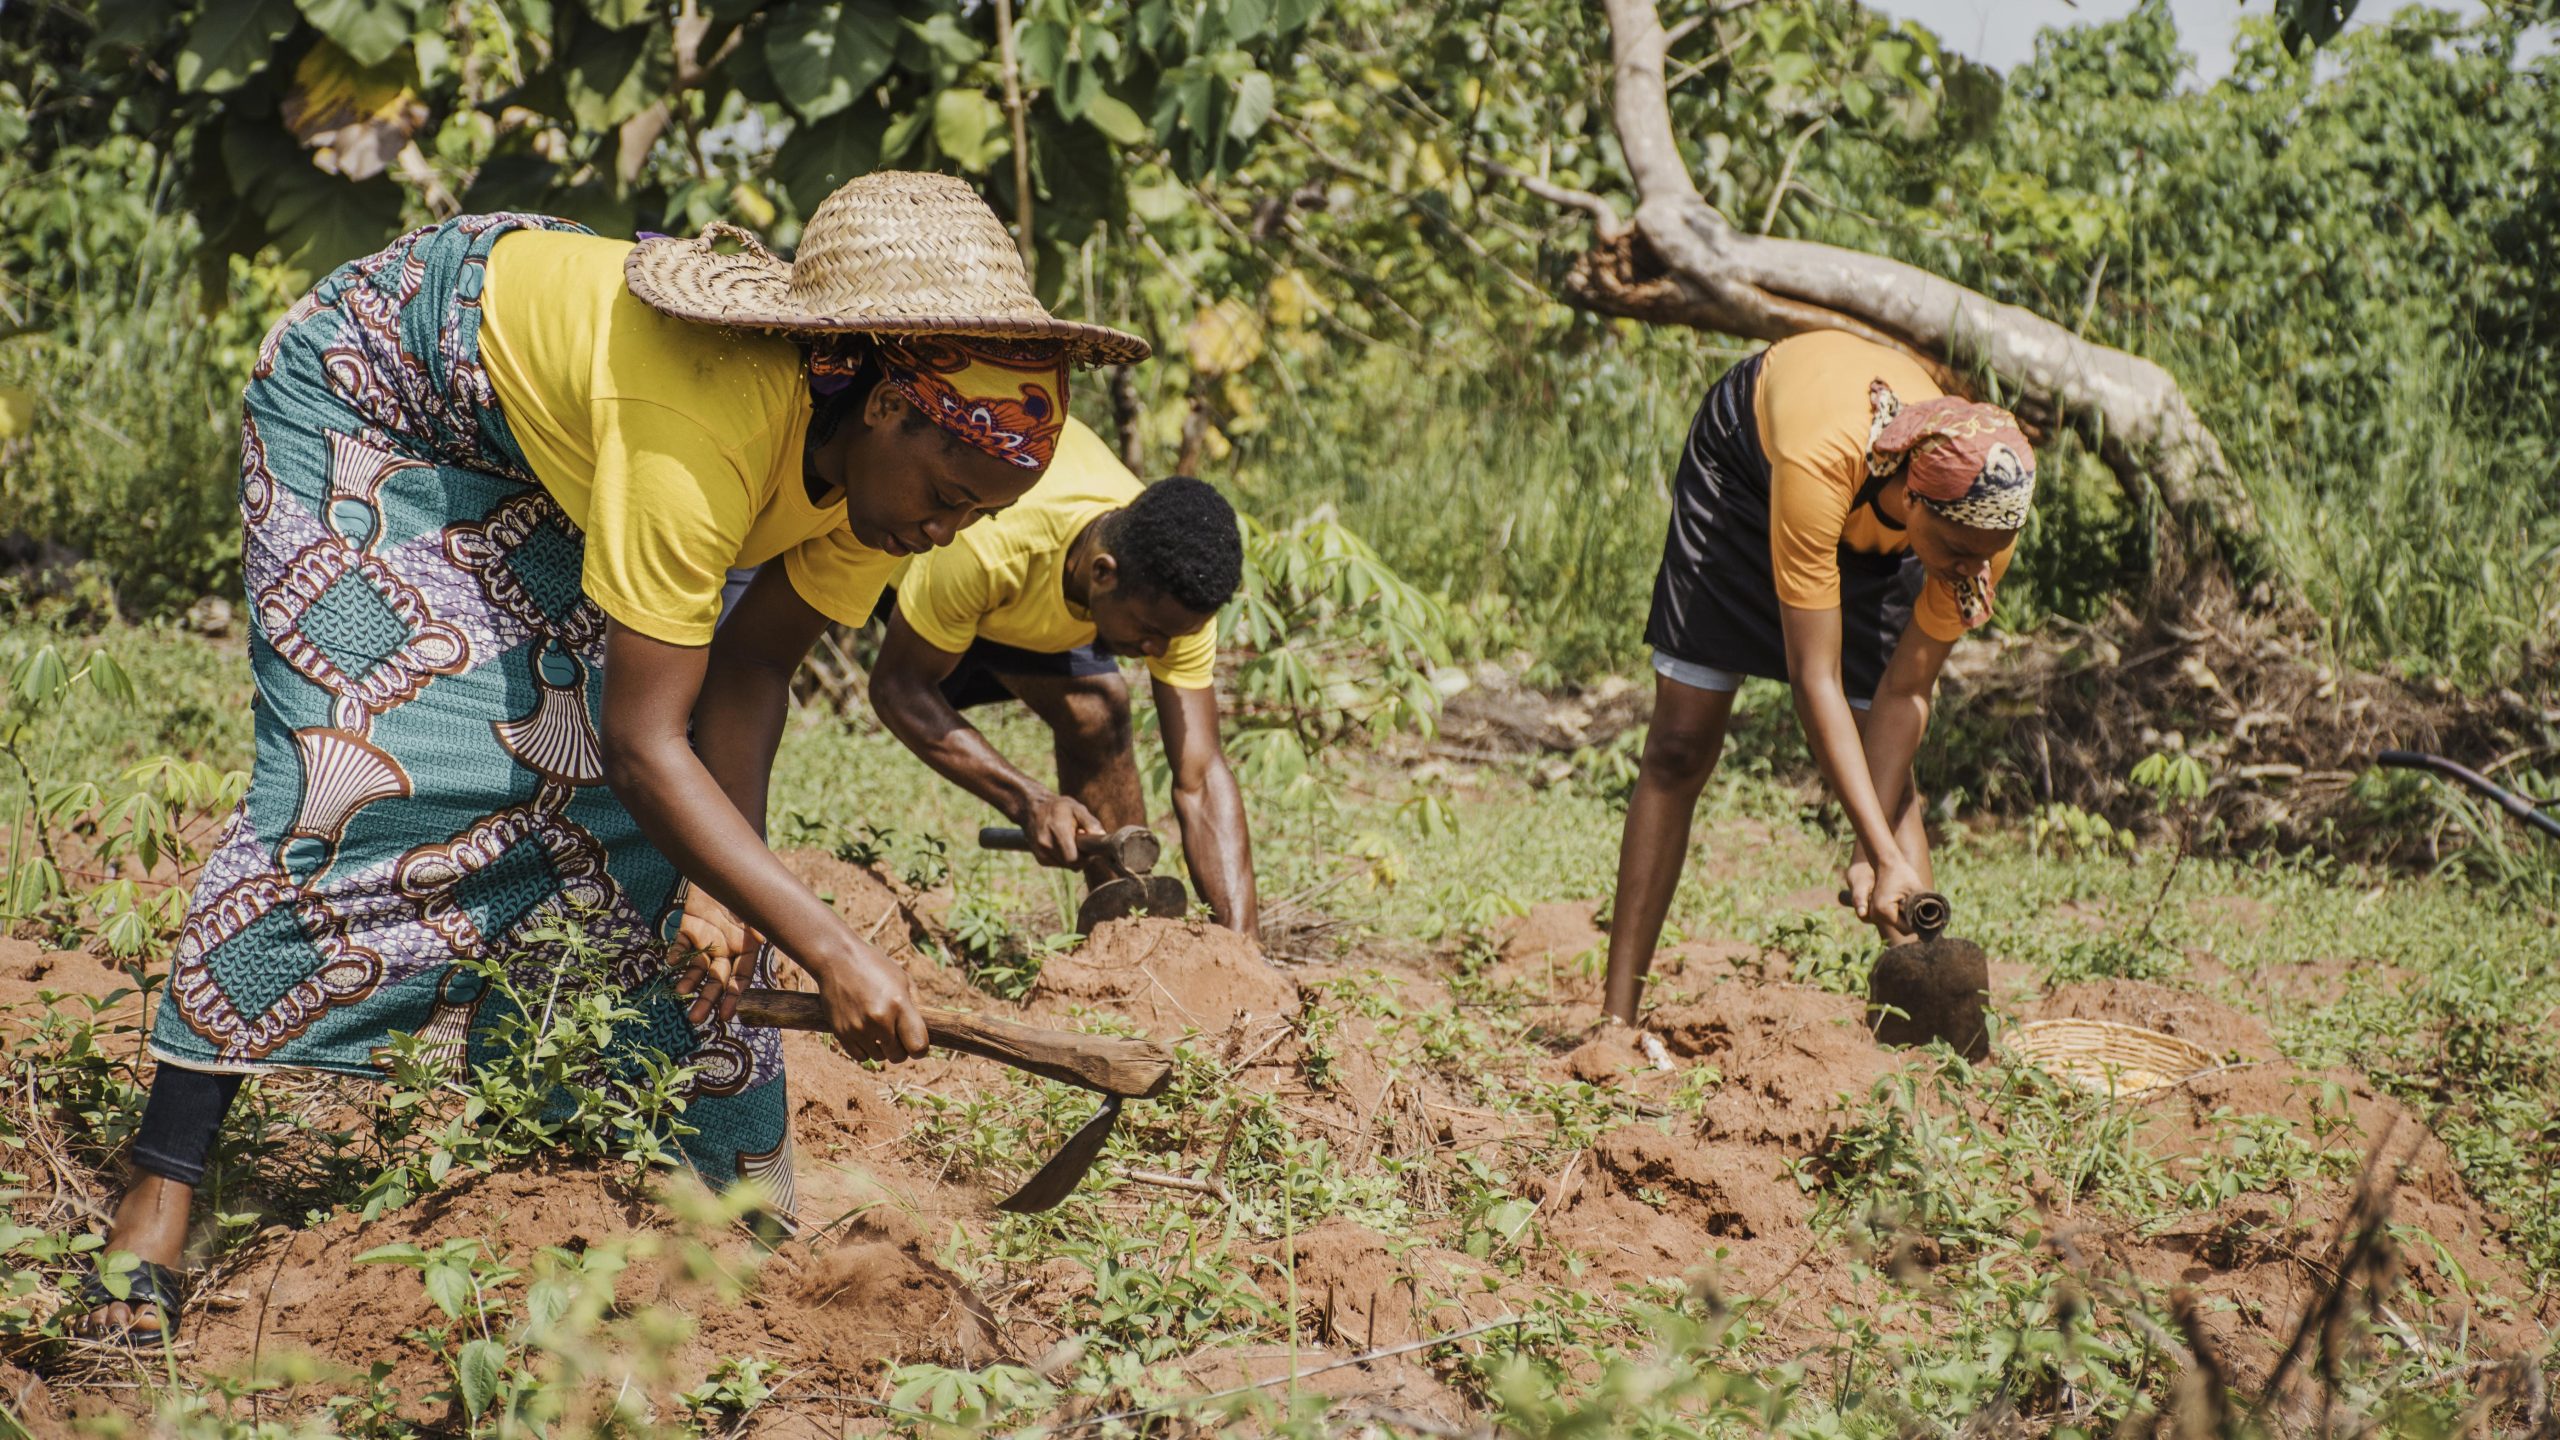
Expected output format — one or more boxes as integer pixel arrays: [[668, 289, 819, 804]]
[[1754, 330, 2014, 643]]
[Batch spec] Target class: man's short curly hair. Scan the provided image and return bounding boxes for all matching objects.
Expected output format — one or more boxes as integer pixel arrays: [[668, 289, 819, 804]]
[[1103, 477, 1242, 617]]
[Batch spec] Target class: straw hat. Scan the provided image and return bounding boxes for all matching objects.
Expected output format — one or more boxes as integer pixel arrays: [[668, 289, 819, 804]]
[[624, 171, 1148, 366]]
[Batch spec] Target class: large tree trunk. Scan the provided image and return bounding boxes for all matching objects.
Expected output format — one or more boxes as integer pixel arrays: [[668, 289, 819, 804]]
[[1554, 0, 2271, 601]]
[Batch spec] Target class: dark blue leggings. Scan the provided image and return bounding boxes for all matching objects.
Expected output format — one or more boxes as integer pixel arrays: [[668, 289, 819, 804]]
[[132, 1066, 243, 1187]]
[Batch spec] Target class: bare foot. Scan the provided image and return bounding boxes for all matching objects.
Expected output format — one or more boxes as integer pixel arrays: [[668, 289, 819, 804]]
[[80, 1173, 193, 1337]]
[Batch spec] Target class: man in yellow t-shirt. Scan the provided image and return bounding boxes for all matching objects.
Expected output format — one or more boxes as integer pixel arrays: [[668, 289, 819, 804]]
[[870, 421, 1257, 933]]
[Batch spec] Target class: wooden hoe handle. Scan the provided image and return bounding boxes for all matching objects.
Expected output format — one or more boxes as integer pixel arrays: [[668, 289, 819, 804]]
[[731, 989, 1173, 1100]]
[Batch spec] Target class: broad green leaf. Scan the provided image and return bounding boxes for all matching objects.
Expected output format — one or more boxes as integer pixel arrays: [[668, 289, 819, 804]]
[[584, 0, 656, 28], [1127, 177, 1188, 222], [177, 0, 300, 94], [933, 88, 1008, 171], [460, 151, 560, 213], [0, 386, 32, 441], [457, 1337, 506, 1417], [909, 12, 985, 65], [92, 0, 170, 49], [413, 28, 452, 86], [1226, 68, 1273, 141], [1226, 0, 1272, 43], [881, 102, 930, 162], [423, 1262, 471, 1318], [220, 114, 406, 276], [1767, 51, 1817, 89], [1053, 59, 1099, 120], [561, 20, 666, 130], [1083, 93, 1145, 146], [773, 106, 891, 215], [765, 0, 899, 122], [296, 0, 420, 69], [14, 646, 70, 708], [1272, 0, 1320, 32], [1017, 19, 1068, 89], [87, 651, 135, 706]]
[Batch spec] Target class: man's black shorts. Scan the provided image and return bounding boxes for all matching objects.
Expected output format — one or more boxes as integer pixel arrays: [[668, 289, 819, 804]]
[[871, 587, 1118, 711]]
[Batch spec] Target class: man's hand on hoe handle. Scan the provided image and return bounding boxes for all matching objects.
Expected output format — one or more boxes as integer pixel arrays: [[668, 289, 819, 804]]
[[1019, 791, 1106, 869], [672, 887, 927, 1064]]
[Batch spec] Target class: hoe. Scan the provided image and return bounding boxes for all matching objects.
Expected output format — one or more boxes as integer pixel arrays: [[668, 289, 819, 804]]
[[732, 988, 1172, 1213]]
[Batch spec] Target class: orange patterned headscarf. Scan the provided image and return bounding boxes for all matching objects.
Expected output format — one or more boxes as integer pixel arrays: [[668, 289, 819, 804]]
[[1864, 383, 2037, 532], [872, 336, 1069, 470]]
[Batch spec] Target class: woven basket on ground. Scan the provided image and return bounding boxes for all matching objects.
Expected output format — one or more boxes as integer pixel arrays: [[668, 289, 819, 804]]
[[2005, 1018, 2219, 1097]]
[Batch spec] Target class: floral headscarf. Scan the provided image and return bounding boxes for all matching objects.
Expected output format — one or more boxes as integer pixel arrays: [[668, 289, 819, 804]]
[[810, 336, 1069, 470], [1864, 382, 2037, 532]]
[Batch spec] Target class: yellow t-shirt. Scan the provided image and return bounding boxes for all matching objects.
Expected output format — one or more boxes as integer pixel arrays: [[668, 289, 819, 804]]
[[891, 420, 1218, 689], [477, 230, 896, 644], [1754, 330, 2015, 643]]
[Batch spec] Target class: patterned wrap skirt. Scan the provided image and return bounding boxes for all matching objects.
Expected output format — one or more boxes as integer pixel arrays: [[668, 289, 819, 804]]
[[148, 214, 795, 1206]]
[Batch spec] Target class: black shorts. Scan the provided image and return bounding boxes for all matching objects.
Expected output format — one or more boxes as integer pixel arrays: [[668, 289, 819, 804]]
[[1643, 353, 1922, 703], [871, 587, 1119, 711]]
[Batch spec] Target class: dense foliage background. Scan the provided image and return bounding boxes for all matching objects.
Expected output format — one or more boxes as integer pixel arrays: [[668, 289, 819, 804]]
[[2, 0, 2554, 681]]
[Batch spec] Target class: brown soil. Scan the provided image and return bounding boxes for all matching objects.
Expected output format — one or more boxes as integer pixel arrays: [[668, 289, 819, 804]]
[[1253, 1221, 1511, 1352], [1028, 916, 1299, 1038], [7, 854, 2550, 1430], [1647, 981, 1901, 1149], [2029, 977, 2283, 1059], [176, 1153, 1002, 1428]]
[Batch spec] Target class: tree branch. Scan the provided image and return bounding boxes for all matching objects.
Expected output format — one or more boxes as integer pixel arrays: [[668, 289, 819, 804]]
[[993, 0, 1036, 270], [1468, 153, 1624, 238]]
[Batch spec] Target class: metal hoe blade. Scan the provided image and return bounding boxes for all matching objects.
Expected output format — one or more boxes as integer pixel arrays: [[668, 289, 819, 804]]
[[996, 1095, 1123, 1214], [1073, 875, 1190, 932]]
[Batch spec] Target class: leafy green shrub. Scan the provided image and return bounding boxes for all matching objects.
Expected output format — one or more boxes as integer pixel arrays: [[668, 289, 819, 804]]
[[1217, 507, 1454, 787], [0, 138, 290, 617], [361, 914, 703, 1217]]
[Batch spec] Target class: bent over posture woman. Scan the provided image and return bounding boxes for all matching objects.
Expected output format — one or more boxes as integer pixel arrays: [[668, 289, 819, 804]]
[[82, 173, 1148, 1337], [1603, 330, 2037, 1027]]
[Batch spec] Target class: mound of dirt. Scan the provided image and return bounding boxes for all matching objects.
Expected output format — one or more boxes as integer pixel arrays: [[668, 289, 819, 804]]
[[0, 939, 150, 1025], [1254, 1221, 1512, 1351], [1647, 982, 1901, 1148], [1031, 917, 1298, 1037], [181, 1158, 1004, 1427], [1538, 1123, 1864, 1317]]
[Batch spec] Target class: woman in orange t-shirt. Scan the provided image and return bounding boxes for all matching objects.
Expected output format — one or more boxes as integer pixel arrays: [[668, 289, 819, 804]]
[[1604, 331, 2037, 1027]]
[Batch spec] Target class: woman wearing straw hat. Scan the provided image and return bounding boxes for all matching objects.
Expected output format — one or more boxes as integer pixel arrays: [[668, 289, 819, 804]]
[[77, 172, 1147, 1339], [1600, 330, 2035, 1030]]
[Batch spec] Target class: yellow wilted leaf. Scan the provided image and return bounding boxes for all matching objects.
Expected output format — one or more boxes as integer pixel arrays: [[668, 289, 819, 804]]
[[1184, 298, 1264, 379], [730, 182, 777, 230], [0, 385, 33, 440], [282, 40, 425, 182], [1266, 269, 1315, 330], [1222, 375, 1265, 436], [1361, 66, 1401, 91], [1202, 423, 1233, 462]]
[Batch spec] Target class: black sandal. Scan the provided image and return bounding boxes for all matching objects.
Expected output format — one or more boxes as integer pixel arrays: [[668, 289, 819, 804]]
[[72, 1259, 184, 1341]]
